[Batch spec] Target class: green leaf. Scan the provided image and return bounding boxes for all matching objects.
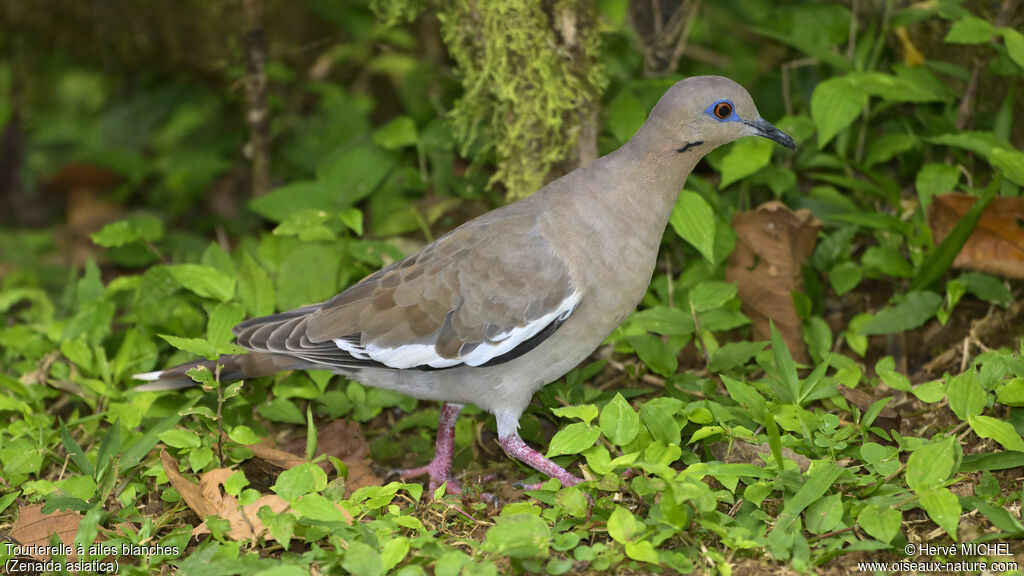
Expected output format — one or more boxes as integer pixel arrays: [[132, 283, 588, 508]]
[[811, 76, 867, 148], [342, 540, 384, 576], [339, 209, 364, 236], [689, 281, 737, 312], [944, 16, 995, 44], [719, 138, 774, 188], [228, 425, 261, 446], [158, 335, 217, 361], [829, 263, 863, 296], [207, 303, 245, 349], [626, 333, 678, 378], [1000, 28, 1024, 69], [60, 420, 95, 477], [600, 393, 640, 446], [273, 462, 328, 501], [550, 404, 598, 425], [484, 514, 550, 559], [915, 163, 960, 209], [606, 88, 647, 144], [918, 487, 961, 538], [373, 116, 418, 150], [857, 505, 901, 543], [968, 415, 1024, 452], [864, 133, 915, 166], [159, 429, 203, 450], [273, 209, 337, 243], [721, 375, 767, 422], [906, 436, 956, 491], [628, 307, 695, 336], [165, 264, 235, 302], [625, 541, 660, 564], [250, 181, 332, 223], [862, 246, 914, 278], [670, 191, 716, 263], [990, 148, 1024, 187], [771, 463, 844, 536], [238, 251, 275, 318], [291, 493, 350, 523], [770, 321, 800, 404], [710, 341, 767, 373], [858, 291, 942, 335], [961, 272, 1013, 308], [607, 506, 641, 543], [276, 244, 341, 310], [947, 370, 986, 421], [91, 214, 164, 248], [640, 402, 681, 445], [546, 422, 600, 457], [996, 378, 1024, 406], [804, 493, 843, 535]]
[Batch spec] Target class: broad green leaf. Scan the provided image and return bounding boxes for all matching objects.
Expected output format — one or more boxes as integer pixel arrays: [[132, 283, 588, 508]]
[[804, 493, 843, 535], [550, 404, 598, 425], [944, 16, 994, 44], [857, 505, 901, 543], [628, 307, 695, 336], [158, 335, 217, 361], [626, 334, 678, 378], [607, 506, 641, 543], [273, 209, 337, 243], [640, 402, 681, 445], [625, 540, 660, 564], [1001, 28, 1024, 69], [277, 244, 341, 311], [159, 429, 202, 449], [273, 463, 328, 501], [228, 424, 261, 446], [996, 378, 1024, 406], [918, 487, 961, 538], [864, 133, 915, 166], [600, 393, 640, 446], [990, 148, 1024, 187], [772, 463, 844, 536], [829, 262, 862, 296], [721, 375, 767, 422], [373, 116, 418, 150], [484, 514, 550, 559], [862, 246, 914, 278], [165, 264, 235, 302], [719, 137, 774, 188], [546, 422, 600, 457], [906, 436, 956, 490], [915, 163, 960, 209], [968, 415, 1024, 452], [710, 341, 767, 372], [250, 180, 332, 223], [606, 88, 647, 144], [342, 541, 383, 576], [91, 214, 164, 247], [207, 303, 245, 349], [238, 251, 275, 318], [960, 272, 1013, 308], [339, 209, 364, 236], [689, 281, 737, 312], [858, 291, 942, 335], [811, 77, 867, 148], [670, 191, 716, 263], [947, 370, 986, 421], [291, 494, 350, 523]]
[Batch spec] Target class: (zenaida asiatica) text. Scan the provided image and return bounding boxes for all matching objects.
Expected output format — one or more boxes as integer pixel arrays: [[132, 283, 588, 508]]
[[136, 75, 795, 492]]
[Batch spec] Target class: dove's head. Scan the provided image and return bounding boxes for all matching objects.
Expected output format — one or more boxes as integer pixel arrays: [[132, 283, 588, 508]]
[[643, 75, 795, 155]]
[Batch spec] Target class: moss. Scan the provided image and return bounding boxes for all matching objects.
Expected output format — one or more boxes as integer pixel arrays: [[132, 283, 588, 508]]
[[375, 0, 607, 199]]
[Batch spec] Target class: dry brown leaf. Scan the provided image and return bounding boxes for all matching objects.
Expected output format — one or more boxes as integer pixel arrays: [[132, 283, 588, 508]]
[[8, 504, 80, 560], [249, 440, 306, 470], [928, 193, 1024, 279], [161, 448, 290, 541], [836, 384, 901, 436], [726, 201, 822, 363]]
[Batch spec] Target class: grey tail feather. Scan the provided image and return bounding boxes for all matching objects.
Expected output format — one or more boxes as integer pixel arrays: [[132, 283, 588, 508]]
[[132, 353, 301, 391]]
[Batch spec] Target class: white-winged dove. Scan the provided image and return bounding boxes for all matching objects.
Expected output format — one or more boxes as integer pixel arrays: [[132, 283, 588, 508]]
[[136, 76, 795, 492]]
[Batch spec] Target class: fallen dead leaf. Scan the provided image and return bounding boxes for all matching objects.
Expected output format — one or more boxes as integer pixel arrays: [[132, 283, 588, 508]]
[[249, 440, 306, 470], [836, 384, 901, 436], [160, 448, 351, 541], [726, 201, 822, 363], [928, 193, 1024, 279], [7, 504, 80, 560]]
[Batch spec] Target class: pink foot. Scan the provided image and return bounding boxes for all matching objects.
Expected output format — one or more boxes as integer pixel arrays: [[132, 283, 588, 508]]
[[396, 403, 463, 495], [498, 433, 584, 488]]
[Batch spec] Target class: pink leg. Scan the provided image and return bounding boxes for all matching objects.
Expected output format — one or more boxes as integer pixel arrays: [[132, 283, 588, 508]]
[[498, 433, 583, 488], [397, 403, 463, 494]]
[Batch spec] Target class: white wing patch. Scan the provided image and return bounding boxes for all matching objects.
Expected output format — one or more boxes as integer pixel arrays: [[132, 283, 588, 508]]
[[333, 292, 581, 369]]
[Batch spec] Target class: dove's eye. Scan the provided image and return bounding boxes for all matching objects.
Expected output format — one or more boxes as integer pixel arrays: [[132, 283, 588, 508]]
[[713, 101, 733, 120]]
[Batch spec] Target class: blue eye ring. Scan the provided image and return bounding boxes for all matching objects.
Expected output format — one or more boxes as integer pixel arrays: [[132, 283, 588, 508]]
[[705, 99, 738, 122]]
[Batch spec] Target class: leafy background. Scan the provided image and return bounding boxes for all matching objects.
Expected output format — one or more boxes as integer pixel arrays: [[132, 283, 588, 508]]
[[1, 0, 1023, 574]]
